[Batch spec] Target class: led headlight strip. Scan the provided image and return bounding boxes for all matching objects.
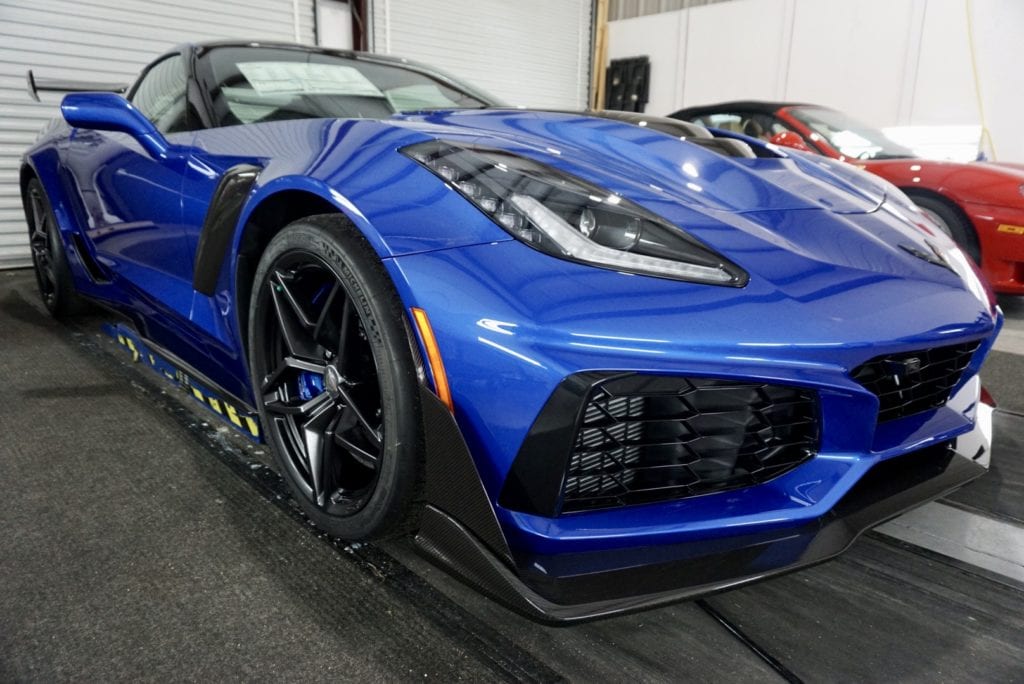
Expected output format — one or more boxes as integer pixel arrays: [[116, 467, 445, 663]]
[[402, 141, 748, 286]]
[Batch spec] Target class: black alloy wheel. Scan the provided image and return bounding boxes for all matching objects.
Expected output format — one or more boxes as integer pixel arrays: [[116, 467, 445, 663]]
[[25, 178, 83, 317], [249, 215, 423, 540]]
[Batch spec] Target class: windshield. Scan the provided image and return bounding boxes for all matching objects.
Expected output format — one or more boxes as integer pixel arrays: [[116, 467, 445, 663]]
[[788, 106, 915, 160], [200, 46, 497, 126]]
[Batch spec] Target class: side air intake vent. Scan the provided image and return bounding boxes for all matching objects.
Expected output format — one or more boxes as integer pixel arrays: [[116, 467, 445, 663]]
[[852, 342, 980, 423], [561, 376, 818, 513]]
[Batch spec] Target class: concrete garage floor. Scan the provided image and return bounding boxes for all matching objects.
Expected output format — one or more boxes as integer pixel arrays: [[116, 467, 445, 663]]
[[1, 268, 1023, 682]]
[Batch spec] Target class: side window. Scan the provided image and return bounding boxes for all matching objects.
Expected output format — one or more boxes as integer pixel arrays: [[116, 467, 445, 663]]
[[130, 55, 190, 134]]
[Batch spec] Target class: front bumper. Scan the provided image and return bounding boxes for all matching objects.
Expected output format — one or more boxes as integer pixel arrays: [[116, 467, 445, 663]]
[[392, 238, 1000, 622], [964, 200, 1024, 294], [416, 394, 992, 623]]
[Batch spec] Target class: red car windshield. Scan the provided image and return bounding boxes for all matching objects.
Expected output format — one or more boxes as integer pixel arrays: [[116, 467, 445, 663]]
[[789, 106, 916, 160]]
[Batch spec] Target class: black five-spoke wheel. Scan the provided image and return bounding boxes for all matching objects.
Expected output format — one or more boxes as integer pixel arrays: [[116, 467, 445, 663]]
[[249, 215, 423, 540], [27, 183, 57, 306], [24, 178, 83, 317], [261, 259, 384, 514]]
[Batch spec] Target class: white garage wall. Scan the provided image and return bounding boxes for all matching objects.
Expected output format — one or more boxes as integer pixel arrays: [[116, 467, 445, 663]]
[[608, 0, 1024, 163], [371, 0, 592, 109], [913, 0, 976, 125], [680, 0, 790, 107], [0, 0, 315, 268], [784, 0, 919, 127]]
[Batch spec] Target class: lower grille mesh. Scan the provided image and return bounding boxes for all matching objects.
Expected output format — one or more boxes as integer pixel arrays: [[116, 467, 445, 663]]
[[852, 342, 979, 423], [562, 377, 818, 512]]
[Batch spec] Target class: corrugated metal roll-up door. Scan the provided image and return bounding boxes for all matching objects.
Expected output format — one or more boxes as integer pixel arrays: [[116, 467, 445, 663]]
[[0, 0, 315, 269], [371, 0, 592, 110]]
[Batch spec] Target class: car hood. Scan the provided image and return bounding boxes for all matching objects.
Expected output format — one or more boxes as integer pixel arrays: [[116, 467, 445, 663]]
[[384, 109, 976, 293], [985, 161, 1024, 176], [391, 109, 889, 216]]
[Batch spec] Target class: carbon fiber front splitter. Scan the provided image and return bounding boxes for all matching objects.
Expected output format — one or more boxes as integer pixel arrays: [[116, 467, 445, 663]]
[[415, 396, 992, 624]]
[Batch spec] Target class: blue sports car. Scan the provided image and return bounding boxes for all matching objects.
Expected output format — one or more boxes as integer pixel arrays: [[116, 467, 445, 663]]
[[21, 42, 1000, 622]]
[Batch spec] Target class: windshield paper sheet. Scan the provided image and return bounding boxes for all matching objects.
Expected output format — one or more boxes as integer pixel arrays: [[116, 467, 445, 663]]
[[237, 62, 383, 97]]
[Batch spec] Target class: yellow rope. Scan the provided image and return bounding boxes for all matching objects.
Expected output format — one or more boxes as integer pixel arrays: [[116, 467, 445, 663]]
[[965, 0, 996, 159]]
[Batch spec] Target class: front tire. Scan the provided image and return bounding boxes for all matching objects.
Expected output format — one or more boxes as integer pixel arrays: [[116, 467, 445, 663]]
[[24, 178, 85, 318], [248, 215, 424, 540]]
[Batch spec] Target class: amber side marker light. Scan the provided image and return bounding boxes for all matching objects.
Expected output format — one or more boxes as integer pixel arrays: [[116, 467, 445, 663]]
[[410, 307, 453, 412]]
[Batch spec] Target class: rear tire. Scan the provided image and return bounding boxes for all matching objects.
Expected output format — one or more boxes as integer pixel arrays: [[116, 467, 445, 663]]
[[907, 193, 981, 264], [248, 214, 424, 540], [24, 178, 86, 318]]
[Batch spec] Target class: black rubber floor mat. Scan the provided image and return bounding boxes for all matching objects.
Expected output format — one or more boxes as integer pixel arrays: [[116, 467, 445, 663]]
[[944, 410, 1024, 524], [0, 282, 549, 682], [981, 349, 1024, 414], [701, 534, 1024, 682]]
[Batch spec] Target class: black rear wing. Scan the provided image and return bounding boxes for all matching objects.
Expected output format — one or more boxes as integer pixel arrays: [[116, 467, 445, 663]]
[[26, 69, 129, 102]]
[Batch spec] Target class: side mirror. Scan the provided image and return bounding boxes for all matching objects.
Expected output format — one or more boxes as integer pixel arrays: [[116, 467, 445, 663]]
[[61, 92, 171, 160], [769, 131, 812, 153]]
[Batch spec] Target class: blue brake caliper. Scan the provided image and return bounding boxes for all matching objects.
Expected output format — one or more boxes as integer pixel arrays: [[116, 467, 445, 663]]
[[297, 371, 324, 400], [296, 282, 332, 400]]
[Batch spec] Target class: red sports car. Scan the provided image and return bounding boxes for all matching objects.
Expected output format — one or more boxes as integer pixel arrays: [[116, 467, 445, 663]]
[[670, 101, 1024, 295]]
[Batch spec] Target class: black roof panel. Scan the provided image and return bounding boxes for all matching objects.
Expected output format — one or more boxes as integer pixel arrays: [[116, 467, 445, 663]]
[[668, 100, 812, 120]]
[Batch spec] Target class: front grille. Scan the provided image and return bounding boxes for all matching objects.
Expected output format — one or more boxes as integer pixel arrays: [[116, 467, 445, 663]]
[[561, 376, 819, 512], [852, 342, 980, 423]]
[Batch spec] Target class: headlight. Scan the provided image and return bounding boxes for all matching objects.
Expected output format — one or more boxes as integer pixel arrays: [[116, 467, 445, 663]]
[[402, 141, 748, 286]]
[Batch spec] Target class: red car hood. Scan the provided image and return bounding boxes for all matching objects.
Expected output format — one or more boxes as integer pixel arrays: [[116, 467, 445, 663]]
[[862, 157, 1024, 207], [985, 161, 1024, 176]]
